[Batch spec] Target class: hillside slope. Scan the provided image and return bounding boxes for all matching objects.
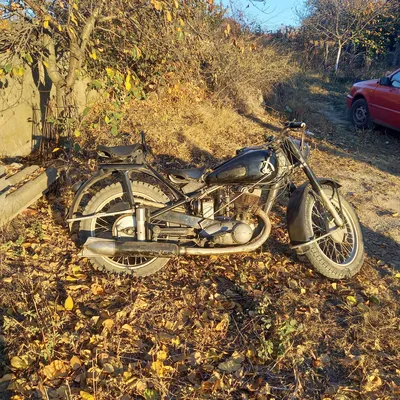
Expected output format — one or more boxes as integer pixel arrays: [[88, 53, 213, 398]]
[[0, 91, 399, 399]]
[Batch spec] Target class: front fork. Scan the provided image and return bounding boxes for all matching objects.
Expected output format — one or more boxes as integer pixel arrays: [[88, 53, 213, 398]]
[[287, 139, 344, 227]]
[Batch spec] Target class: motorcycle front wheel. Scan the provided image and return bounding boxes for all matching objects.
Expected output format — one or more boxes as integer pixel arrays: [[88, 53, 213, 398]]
[[79, 181, 171, 276], [302, 185, 365, 279]]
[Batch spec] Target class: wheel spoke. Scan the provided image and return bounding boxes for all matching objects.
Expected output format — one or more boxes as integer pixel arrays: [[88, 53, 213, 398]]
[[91, 193, 155, 269], [311, 195, 357, 266]]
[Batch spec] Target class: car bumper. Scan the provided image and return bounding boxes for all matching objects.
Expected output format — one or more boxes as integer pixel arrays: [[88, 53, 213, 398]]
[[346, 94, 353, 109]]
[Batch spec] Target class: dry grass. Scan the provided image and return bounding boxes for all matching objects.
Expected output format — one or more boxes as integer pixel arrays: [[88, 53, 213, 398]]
[[198, 41, 297, 114], [84, 95, 278, 167]]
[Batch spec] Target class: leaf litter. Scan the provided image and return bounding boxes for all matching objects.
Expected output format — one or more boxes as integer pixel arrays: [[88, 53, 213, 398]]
[[0, 195, 399, 399], [1, 100, 400, 398]]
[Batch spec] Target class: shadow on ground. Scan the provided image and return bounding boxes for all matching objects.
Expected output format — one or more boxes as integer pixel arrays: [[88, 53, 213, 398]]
[[269, 71, 400, 178]]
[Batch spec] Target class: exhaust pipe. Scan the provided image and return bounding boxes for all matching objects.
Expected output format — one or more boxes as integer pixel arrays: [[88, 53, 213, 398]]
[[82, 238, 179, 258], [82, 209, 271, 258], [182, 209, 271, 255]]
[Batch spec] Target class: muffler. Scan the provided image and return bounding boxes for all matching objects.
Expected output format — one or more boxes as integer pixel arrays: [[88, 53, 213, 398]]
[[82, 209, 271, 258], [82, 238, 180, 258]]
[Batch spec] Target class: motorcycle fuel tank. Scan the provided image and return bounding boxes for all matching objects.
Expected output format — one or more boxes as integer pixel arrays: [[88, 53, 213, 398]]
[[205, 149, 278, 185]]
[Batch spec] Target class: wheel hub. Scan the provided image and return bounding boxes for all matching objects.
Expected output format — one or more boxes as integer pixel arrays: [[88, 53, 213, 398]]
[[355, 106, 367, 123], [328, 220, 346, 243], [112, 214, 137, 238]]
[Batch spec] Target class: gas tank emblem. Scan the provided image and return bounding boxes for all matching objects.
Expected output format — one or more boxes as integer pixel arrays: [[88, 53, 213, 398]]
[[260, 157, 276, 176]]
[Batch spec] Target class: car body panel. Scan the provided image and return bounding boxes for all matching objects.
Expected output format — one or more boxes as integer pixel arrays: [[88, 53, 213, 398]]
[[347, 69, 400, 131]]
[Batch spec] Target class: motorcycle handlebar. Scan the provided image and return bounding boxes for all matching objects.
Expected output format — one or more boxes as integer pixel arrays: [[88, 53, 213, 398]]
[[285, 121, 306, 129], [264, 121, 310, 146]]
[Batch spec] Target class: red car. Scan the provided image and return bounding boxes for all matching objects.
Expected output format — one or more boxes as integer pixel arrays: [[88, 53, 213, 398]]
[[347, 68, 400, 130]]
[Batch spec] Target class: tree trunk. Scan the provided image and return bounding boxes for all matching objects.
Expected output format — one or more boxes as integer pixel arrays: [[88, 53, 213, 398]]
[[324, 41, 329, 68], [334, 42, 342, 72], [394, 35, 400, 67], [55, 84, 65, 114]]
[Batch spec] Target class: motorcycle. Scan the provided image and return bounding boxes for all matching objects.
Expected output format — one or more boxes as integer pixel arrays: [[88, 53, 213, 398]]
[[67, 121, 364, 279]]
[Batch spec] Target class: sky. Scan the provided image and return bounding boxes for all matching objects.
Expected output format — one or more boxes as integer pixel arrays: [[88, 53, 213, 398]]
[[221, 0, 302, 31]]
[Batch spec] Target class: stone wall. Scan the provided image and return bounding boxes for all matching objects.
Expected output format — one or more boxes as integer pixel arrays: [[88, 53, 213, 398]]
[[0, 57, 98, 157], [0, 59, 41, 157]]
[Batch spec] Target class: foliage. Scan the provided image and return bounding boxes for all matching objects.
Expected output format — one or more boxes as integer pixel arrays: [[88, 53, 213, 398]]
[[0, 0, 294, 144], [353, 11, 399, 57], [297, 0, 400, 71], [1, 0, 109, 110]]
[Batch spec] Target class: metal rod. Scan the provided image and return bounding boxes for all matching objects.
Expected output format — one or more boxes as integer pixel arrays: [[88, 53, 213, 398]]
[[287, 138, 344, 227], [146, 164, 184, 200], [122, 170, 136, 207], [67, 209, 132, 223], [136, 206, 146, 241], [150, 197, 189, 220], [290, 227, 341, 250]]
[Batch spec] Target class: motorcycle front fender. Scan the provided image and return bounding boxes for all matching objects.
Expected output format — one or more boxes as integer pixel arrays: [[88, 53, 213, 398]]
[[286, 178, 341, 250]]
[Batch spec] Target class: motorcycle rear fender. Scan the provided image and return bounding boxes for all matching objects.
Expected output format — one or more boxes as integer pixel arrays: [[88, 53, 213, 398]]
[[286, 178, 341, 252], [66, 164, 165, 230]]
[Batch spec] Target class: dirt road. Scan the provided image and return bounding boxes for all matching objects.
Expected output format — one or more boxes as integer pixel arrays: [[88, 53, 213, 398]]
[[302, 77, 400, 270]]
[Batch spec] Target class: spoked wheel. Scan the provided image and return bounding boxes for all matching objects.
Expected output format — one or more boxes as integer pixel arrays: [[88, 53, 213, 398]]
[[302, 185, 364, 279], [80, 181, 171, 276]]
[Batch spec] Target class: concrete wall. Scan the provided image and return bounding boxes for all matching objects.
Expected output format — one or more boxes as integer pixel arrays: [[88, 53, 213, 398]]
[[0, 57, 98, 157], [0, 60, 41, 157]]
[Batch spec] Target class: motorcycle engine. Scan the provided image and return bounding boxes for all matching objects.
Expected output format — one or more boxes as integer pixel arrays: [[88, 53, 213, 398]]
[[195, 188, 262, 246]]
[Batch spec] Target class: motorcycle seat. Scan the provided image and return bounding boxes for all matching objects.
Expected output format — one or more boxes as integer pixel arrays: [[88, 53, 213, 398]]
[[167, 167, 206, 181], [97, 144, 143, 159]]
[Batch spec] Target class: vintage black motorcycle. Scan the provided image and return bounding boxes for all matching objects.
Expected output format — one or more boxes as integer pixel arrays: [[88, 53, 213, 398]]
[[67, 122, 364, 279]]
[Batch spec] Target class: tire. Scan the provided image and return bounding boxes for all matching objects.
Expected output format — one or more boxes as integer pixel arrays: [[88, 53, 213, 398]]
[[351, 98, 371, 129], [80, 181, 171, 276], [301, 185, 364, 279]]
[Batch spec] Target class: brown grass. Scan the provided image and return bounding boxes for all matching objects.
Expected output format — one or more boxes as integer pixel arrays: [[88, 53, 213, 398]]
[[84, 95, 279, 167]]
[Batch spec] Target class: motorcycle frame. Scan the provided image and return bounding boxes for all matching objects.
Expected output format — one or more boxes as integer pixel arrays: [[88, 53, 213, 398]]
[[67, 162, 282, 227], [67, 136, 343, 230]]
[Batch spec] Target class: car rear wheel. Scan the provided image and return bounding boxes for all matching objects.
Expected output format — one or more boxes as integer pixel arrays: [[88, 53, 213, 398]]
[[351, 98, 371, 129]]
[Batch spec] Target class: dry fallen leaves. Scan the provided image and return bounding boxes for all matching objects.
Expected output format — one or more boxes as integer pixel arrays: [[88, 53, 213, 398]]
[[215, 313, 230, 332], [121, 323, 133, 333], [151, 349, 174, 377], [64, 295, 74, 310], [102, 318, 114, 331], [151, 360, 174, 377], [363, 370, 383, 392], [80, 391, 95, 400], [10, 356, 29, 370], [69, 356, 81, 370], [346, 295, 357, 306], [218, 351, 245, 373], [42, 360, 69, 380], [1, 136, 400, 400], [91, 282, 105, 295]]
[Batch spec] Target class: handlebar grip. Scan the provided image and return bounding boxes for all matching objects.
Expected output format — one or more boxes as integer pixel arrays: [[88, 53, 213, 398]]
[[286, 121, 306, 129]]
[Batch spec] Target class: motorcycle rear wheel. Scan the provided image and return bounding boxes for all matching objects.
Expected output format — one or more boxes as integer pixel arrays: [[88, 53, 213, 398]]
[[80, 181, 171, 276], [302, 186, 364, 279]]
